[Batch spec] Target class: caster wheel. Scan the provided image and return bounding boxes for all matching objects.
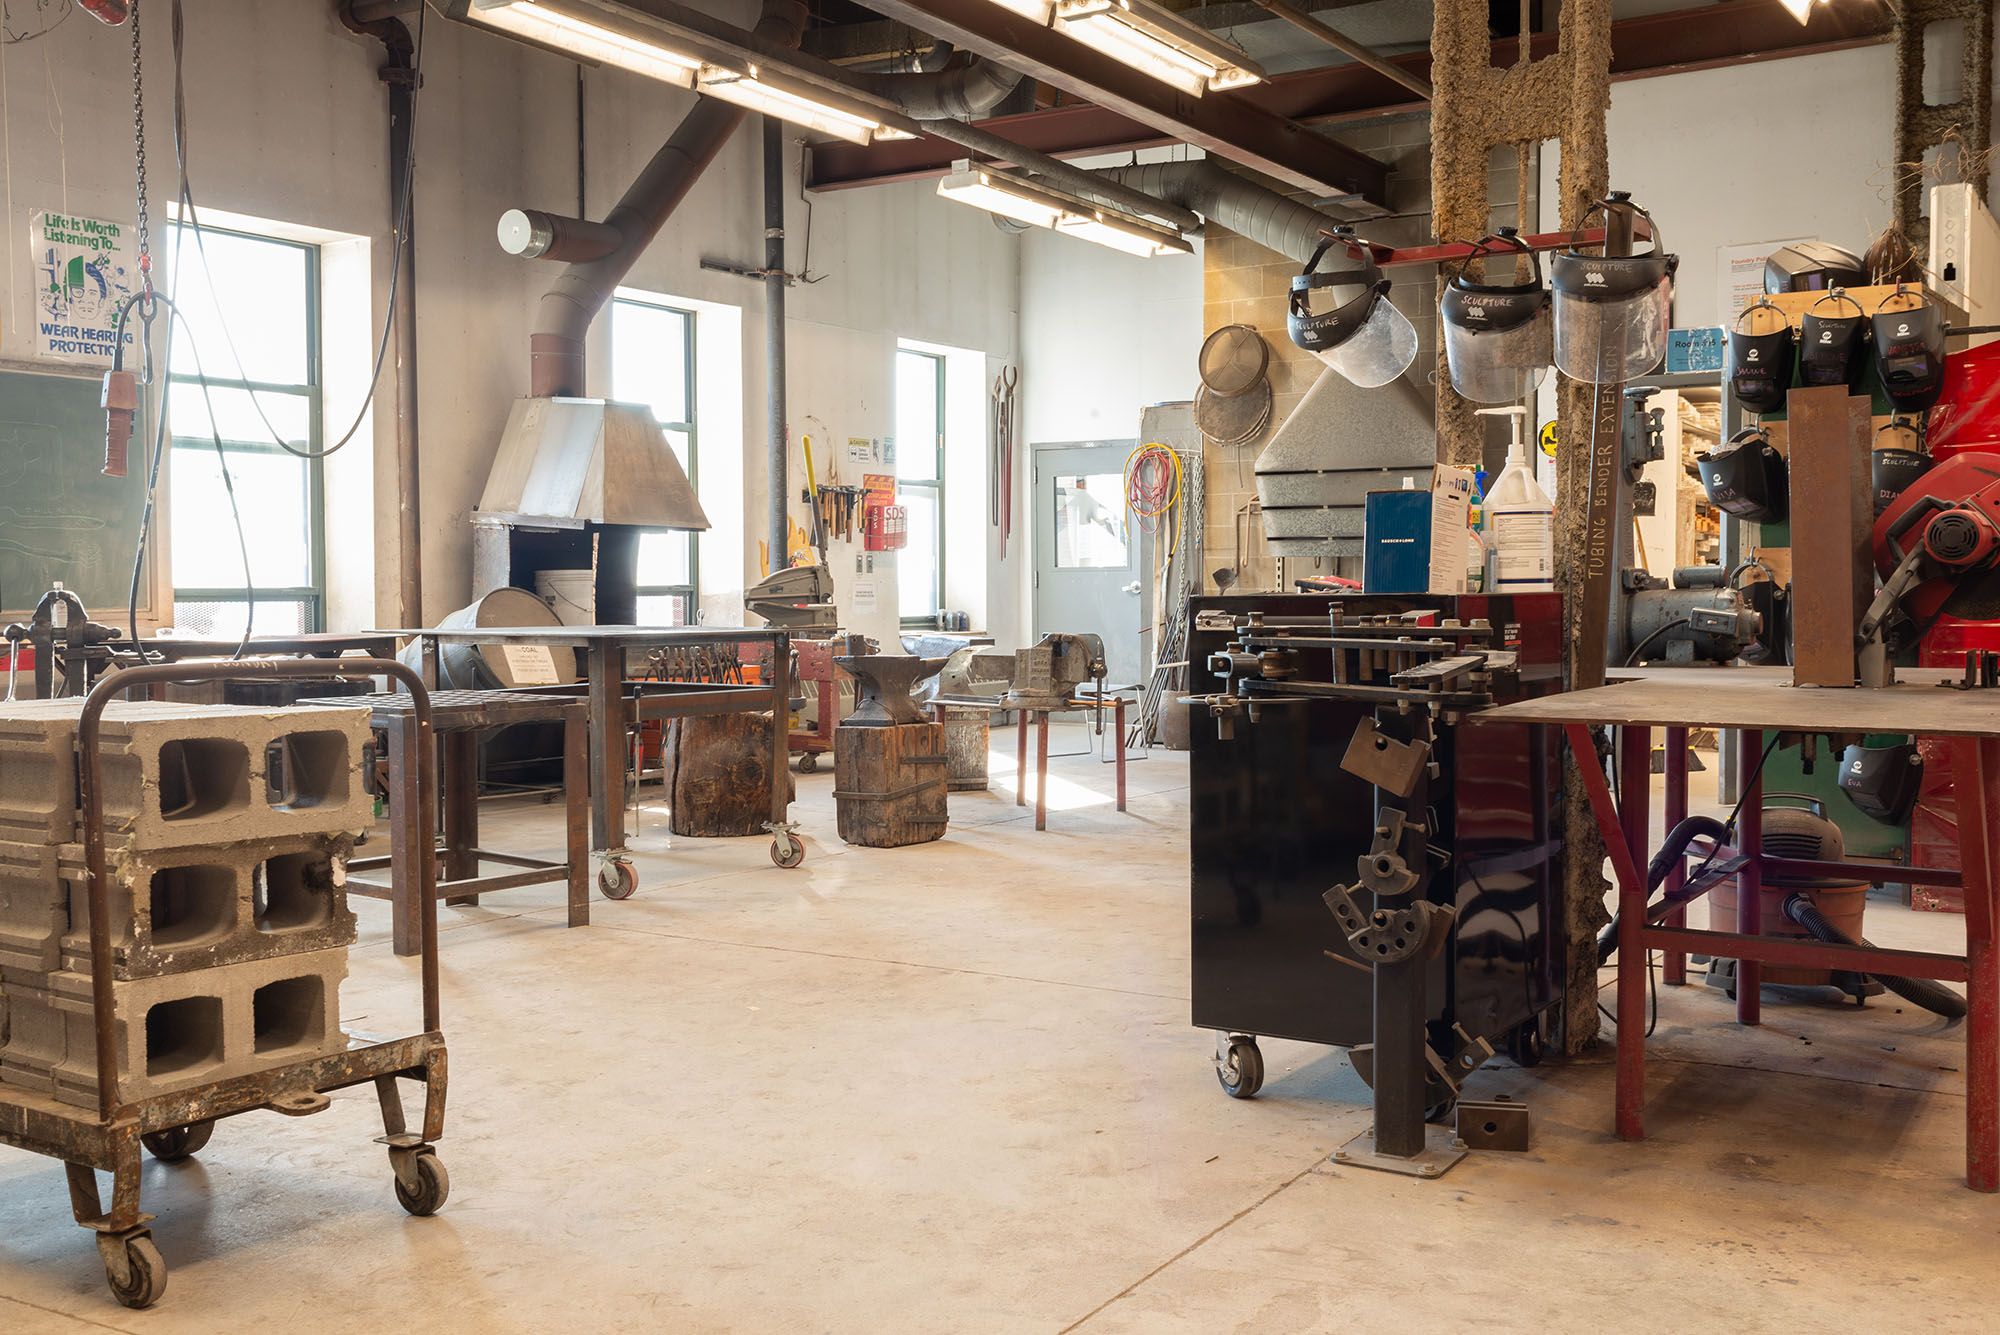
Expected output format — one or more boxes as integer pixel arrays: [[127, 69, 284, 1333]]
[[1425, 1095, 1458, 1125], [394, 1151, 450, 1217], [597, 858, 637, 901], [1215, 1035, 1264, 1099], [100, 1231, 166, 1310], [1505, 1020, 1545, 1069], [142, 1120, 214, 1163], [770, 835, 806, 869], [797, 752, 820, 774]]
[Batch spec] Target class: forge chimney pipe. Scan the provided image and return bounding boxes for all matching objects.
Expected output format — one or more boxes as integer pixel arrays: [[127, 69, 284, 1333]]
[[528, 0, 808, 398]]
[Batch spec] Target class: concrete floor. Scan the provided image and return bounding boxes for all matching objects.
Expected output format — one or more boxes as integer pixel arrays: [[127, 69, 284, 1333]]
[[1, 725, 1995, 1331]]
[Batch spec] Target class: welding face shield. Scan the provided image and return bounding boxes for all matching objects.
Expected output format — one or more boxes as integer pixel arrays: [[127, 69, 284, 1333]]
[[1440, 230, 1552, 403], [1729, 298, 1794, 414], [1551, 201, 1676, 384], [1799, 290, 1870, 390], [1872, 291, 1948, 413], [1287, 239, 1418, 388], [1699, 426, 1789, 524]]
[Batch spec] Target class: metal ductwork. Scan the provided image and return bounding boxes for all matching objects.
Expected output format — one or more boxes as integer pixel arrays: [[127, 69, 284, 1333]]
[[857, 54, 1024, 120], [1093, 160, 1348, 264], [528, 0, 809, 397]]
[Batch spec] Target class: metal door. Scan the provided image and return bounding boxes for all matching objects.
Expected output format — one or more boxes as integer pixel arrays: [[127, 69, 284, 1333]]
[[1032, 440, 1151, 686]]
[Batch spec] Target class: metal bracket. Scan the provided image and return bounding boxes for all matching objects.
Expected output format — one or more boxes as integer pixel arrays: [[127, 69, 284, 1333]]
[[1456, 1096, 1531, 1151], [1355, 807, 1425, 898], [1339, 716, 1429, 796]]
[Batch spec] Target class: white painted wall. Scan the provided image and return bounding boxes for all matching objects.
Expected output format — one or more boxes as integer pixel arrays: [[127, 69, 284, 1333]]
[[1543, 44, 1901, 331], [0, 0, 1024, 641]]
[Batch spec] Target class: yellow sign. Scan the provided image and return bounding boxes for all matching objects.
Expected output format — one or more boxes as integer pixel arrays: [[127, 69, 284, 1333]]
[[1538, 420, 1559, 458]]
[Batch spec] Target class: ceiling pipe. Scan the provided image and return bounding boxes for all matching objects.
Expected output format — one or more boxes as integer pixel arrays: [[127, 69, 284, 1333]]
[[337, 0, 425, 629], [1247, 0, 1431, 99], [854, 53, 1025, 120], [530, 0, 809, 398], [1093, 159, 1351, 263]]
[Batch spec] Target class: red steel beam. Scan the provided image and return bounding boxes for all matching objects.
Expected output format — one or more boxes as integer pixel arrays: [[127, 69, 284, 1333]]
[[842, 0, 1389, 202], [810, 0, 1891, 191]]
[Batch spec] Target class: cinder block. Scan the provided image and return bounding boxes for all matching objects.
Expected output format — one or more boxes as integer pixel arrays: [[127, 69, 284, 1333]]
[[0, 701, 82, 843], [55, 834, 357, 980], [0, 699, 374, 853], [0, 840, 65, 974], [1, 947, 353, 1110]]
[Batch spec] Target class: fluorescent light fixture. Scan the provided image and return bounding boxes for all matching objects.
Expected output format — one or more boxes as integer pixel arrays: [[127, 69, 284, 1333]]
[[935, 161, 1191, 258], [938, 166, 1074, 229], [697, 63, 910, 145], [1056, 209, 1192, 258], [469, 0, 702, 87], [1777, 0, 1824, 22], [1051, 0, 1263, 96]]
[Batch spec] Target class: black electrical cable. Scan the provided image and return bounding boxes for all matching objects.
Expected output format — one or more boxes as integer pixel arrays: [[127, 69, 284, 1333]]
[[1623, 618, 1691, 666], [110, 287, 257, 662], [164, 0, 426, 461]]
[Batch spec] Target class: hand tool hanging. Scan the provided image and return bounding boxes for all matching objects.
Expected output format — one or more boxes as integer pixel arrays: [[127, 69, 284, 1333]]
[[993, 366, 1019, 555]]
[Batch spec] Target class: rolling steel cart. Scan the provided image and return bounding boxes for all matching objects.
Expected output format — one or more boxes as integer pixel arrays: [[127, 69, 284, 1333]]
[[0, 658, 450, 1309]]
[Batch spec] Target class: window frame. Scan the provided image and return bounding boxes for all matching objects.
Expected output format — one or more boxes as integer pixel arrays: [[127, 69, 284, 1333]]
[[612, 294, 700, 624], [896, 348, 946, 628], [164, 221, 326, 635]]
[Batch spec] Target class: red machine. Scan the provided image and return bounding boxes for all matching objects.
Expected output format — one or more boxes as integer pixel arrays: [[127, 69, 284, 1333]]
[[1875, 451, 2000, 910]]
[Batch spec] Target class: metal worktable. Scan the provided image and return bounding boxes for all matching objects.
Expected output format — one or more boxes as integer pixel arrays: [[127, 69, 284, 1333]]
[[1474, 668, 1999, 1191], [389, 625, 802, 873]]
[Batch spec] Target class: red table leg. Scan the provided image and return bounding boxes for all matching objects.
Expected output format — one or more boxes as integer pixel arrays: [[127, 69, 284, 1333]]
[[1736, 729, 1764, 1027], [1035, 710, 1050, 832], [1663, 725, 1689, 986], [1565, 723, 1652, 1142], [1953, 736, 1999, 1192], [1114, 699, 1127, 813], [1016, 710, 1029, 808]]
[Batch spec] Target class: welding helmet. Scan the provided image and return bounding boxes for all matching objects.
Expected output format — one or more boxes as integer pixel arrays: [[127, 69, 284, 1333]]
[[1872, 420, 1932, 515], [1838, 741, 1924, 825], [1871, 289, 1948, 413], [1551, 197, 1677, 385], [1699, 426, 1788, 524], [1798, 289, 1870, 390], [1440, 228, 1553, 403], [1728, 298, 1794, 414], [1287, 234, 1418, 388], [1765, 242, 1868, 295]]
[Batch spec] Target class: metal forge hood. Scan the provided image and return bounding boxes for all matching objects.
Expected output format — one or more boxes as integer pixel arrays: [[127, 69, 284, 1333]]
[[476, 397, 710, 531]]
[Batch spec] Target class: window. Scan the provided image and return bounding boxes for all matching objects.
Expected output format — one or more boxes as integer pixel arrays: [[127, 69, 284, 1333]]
[[895, 349, 945, 624], [165, 224, 323, 636], [1053, 473, 1129, 569], [612, 296, 698, 625]]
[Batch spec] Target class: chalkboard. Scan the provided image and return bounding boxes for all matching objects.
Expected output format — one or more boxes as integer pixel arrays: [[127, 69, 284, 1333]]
[[0, 367, 150, 618]]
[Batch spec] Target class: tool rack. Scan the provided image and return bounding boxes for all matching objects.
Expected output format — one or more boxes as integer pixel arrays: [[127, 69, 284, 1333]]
[[0, 658, 449, 1309]]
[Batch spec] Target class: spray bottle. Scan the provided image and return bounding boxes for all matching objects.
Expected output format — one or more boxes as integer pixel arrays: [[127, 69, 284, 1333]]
[[1480, 405, 1555, 593]]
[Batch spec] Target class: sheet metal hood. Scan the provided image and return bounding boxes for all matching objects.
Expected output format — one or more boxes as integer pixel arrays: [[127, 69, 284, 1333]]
[[476, 397, 710, 530], [1254, 366, 1433, 559]]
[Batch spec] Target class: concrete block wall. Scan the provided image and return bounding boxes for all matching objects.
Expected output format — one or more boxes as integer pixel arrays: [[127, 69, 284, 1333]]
[[1, 946, 350, 1110], [0, 700, 373, 850], [1199, 116, 1541, 588]]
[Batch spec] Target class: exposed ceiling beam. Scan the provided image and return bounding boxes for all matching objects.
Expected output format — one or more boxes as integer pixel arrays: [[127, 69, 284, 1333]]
[[849, 0, 1389, 202], [812, 0, 1891, 191]]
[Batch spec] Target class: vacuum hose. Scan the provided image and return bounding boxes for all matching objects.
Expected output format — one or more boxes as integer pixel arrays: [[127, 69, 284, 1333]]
[[1595, 816, 1731, 966], [1781, 892, 1968, 1019], [1595, 815, 1968, 1019]]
